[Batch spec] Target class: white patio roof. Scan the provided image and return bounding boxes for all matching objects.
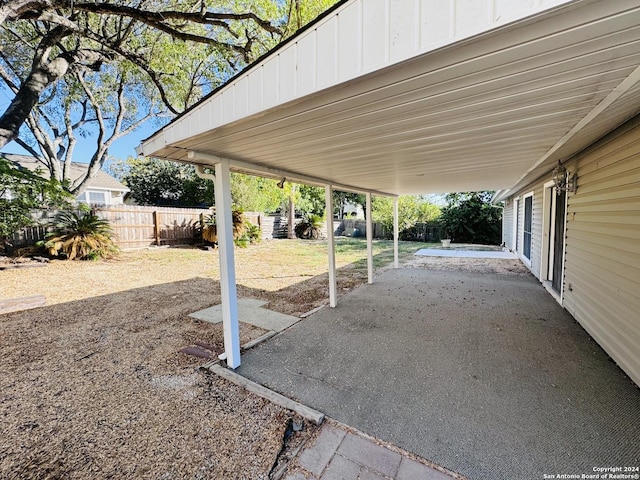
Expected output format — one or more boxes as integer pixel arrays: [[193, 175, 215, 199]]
[[140, 0, 640, 198]]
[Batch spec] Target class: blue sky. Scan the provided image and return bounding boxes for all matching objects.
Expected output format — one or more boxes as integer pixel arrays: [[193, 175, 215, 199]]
[[0, 84, 165, 165], [3, 123, 158, 163]]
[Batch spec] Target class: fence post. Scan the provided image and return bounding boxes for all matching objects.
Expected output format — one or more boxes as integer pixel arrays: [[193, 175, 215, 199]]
[[153, 211, 160, 245]]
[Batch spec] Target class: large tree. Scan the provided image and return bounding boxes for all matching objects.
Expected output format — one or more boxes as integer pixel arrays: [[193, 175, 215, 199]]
[[114, 156, 286, 210], [0, 0, 338, 194], [439, 191, 502, 244]]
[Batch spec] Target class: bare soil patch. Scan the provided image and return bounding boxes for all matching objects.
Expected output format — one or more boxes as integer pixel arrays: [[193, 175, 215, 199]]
[[0, 278, 294, 479], [0, 240, 527, 478]]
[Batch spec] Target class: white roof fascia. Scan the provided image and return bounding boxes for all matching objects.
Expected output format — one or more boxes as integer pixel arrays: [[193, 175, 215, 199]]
[[82, 186, 130, 193], [141, 0, 578, 157], [187, 151, 396, 197]]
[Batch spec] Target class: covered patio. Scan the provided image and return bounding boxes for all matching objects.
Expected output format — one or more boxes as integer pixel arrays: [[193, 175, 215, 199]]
[[237, 266, 640, 480], [136, 1, 640, 476], [139, 0, 640, 370]]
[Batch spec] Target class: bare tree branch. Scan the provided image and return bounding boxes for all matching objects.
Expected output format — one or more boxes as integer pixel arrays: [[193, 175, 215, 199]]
[[0, 0, 290, 193], [72, 3, 280, 35], [11, 136, 42, 161], [62, 102, 75, 181]]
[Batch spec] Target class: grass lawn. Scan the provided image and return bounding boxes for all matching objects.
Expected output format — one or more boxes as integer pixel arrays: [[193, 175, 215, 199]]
[[1, 238, 423, 310]]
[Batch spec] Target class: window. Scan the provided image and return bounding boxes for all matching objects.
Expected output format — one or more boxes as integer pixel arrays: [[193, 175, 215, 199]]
[[523, 195, 533, 260], [77, 190, 107, 205], [88, 191, 107, 204]]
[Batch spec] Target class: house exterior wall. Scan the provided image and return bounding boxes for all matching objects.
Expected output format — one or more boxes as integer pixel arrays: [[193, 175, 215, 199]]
[[504, 117, 640, 387], [77, 188, 125, 206], [562, 119, 640, 387]]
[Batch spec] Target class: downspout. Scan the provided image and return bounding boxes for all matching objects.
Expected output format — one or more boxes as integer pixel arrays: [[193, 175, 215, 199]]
[[194, 164, 216, 182]]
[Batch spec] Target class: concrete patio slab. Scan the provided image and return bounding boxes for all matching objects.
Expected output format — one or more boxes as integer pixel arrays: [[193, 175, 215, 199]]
[[337, 432, 401, 477], [189, 298, 299, 331], [239, 268, 640, 480], [414, 248, 517, 259]]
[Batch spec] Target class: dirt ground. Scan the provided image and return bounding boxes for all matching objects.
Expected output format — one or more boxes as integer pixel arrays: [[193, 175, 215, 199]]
[[0, 240, 528, 479]]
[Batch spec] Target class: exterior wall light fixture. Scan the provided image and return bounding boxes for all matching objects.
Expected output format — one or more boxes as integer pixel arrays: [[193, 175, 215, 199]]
[[552, 161, 577, 194]]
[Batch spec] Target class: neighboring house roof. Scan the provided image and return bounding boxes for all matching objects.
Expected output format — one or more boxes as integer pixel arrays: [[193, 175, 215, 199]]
[[1, 153, 128, 193]]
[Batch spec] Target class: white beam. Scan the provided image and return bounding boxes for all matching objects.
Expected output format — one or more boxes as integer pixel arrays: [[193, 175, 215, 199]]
[[393, 197, 399, 269], [366, 192, 373, 284], [326, 184, 337, 308], [214, 160, 241, 369], [186, 151, 396, 198]]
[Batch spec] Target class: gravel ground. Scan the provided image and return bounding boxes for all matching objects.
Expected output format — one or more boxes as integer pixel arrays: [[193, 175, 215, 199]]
[[0, 241, 528, 479]]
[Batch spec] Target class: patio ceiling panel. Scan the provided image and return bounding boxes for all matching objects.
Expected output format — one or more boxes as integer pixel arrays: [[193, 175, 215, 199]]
[[141, 0, 640, 196], [504, 72, 640, 196]]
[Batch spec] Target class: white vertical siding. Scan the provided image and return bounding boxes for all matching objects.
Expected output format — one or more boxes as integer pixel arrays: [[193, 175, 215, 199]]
[[562, 121, 640, 387], [157, 0, 574, 145], [530, 184, 544, 280], [513, 189, 542, 278]]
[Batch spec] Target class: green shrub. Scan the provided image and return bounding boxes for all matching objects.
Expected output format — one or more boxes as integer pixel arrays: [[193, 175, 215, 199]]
[[439, 192, 502, 244], [245, 223, 261, 244]]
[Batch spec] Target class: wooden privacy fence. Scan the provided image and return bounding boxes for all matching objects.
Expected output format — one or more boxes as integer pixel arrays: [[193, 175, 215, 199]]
[[96, 205, 210, 248], [94, 207, 265, 247], [10, 205, 267, 250]]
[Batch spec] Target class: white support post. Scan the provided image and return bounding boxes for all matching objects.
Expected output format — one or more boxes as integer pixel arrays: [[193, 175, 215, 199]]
[[214, 160, 241, 369], [393, 196, 399, 269], [325, 184, 337, 308], [366, 192, 374, 284]]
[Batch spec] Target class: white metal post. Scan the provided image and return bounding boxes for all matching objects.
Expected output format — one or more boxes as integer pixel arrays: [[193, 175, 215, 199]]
[[325, 184, 337, 307], [366, 192, 374, 284], [214, 160, 241, 369], [393, 196, 399, 268]]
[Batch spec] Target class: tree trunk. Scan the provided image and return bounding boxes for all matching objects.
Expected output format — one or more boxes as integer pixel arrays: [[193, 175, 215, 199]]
[[0, 27, 72, 149], [287, 197, 296, 239], [0, 75, 48, 148]]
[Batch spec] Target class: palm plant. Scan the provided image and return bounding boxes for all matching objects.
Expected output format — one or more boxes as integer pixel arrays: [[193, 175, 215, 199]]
[[295, 214, 324, 240], [245, 223, 261, 244], [201, 214, 218, 244], [200, 211, 247, 245], [42, 211, 117, 260]]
